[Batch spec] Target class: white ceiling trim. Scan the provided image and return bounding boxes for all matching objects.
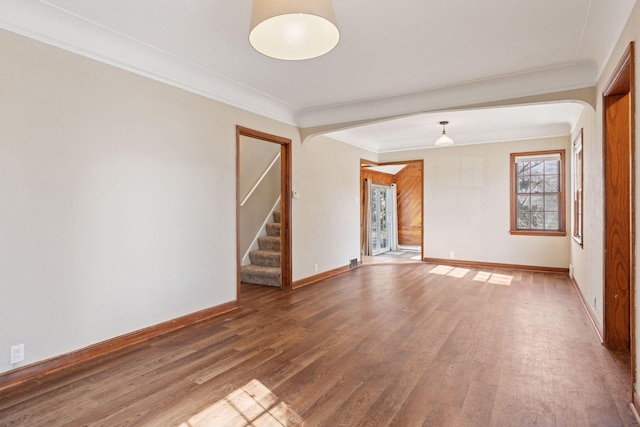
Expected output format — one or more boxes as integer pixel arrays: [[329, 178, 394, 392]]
[[0, 0, 634, 132], [0, 0, 299, 125], [0, 0, 600, 131]]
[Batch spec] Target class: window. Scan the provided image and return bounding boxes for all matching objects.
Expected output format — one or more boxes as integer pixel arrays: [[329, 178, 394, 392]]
[[572, 129, 583, 246], [510, 150, 566, 235]]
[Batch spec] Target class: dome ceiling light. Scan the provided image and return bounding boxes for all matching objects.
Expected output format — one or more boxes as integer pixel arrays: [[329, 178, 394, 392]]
[[249, 0, 340, 61]]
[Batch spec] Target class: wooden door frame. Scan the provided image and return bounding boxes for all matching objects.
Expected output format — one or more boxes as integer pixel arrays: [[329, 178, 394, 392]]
[[602, 42, 635, 384], [360, 158, 424, 261], [236, 126, 293, 299]]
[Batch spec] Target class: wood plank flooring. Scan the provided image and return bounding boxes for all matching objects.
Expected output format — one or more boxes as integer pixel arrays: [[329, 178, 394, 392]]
[[0, 263, 637, 426]]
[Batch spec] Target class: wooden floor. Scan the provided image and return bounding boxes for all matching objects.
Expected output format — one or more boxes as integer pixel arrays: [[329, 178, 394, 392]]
[[0, 263, 637, 426], [362, 249, 422, 265]]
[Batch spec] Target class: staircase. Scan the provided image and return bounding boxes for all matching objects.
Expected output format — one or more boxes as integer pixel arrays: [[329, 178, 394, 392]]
[[240, 211, 281, 287]]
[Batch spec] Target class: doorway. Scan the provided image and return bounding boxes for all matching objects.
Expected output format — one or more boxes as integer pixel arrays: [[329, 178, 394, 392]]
[[602, 42, 635, 384], [360, 159, 424, 263], [236, 126, 292, 298], [371, 184, 393, 255]]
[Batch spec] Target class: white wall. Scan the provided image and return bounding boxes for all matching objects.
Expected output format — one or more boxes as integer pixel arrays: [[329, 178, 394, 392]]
[[0, 27, 376, 375], [569, 106, 602, 320], [239, 136, 281, 200], [239, 136, 281, 258], [381, 136, 571, 268], [0, 29, 300, 374], [293, 135, 375, 279]]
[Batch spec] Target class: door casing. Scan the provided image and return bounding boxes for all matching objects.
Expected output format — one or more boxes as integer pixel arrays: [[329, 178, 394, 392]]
[[602, 42, 635, 388], [236, 126, 292, 298]]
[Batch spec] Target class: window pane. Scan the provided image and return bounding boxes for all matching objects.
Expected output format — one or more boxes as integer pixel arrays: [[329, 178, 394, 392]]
[[530, 195, 544, 211], [545, 194, 558, 212], [517, 211, 530, 229], [530, 176, 544, 193], [379, 191, 387, 247], [517, 162, 529, 176], [530, 161, 544, 175], [544, 175, 559, 192], [544, 160, 559, 174], [517, 195, 530, 210], [545, 212, 559, 230], [518, 177, 530, 192], [531, 212, 544, 229]]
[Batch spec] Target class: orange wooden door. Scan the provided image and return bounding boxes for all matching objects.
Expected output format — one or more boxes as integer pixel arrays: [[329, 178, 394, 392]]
[[603, 93, 632, 351]]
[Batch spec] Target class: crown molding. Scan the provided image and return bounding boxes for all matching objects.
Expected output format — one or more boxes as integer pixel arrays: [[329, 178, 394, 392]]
[[0, 0, 298, 126], [0, 1, 600, 132]]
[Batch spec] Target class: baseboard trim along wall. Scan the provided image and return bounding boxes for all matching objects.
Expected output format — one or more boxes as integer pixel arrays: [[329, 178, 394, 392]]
[[293, 264, 352, 289], [423, 257, 569, 274], [570, 276, 604, 343], [0, 300, 239, 395], [632, 392, 640, 424]]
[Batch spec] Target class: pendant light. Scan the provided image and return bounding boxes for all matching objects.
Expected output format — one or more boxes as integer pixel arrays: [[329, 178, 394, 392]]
[[435, 121, 454, 146], [249, 0, 340, 61]]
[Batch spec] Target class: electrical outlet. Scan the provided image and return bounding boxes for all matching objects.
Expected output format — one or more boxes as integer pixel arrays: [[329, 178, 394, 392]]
[[449, 251, 455, 259], [314, 263, 318, 272], [10, 344, 24, 364]]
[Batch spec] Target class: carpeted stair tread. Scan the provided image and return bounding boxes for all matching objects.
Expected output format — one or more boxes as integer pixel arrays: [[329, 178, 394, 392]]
[[266, 222, 281, 237], [249, 250, 280, 267], [240, 264, 281, 287], [258, 235, 280, 251], [242, 210, 282, 287]]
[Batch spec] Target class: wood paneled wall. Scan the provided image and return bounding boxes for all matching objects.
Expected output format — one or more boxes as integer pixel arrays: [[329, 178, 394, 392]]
[[361, 169, 396, 185], [395, 163, 423, 246]]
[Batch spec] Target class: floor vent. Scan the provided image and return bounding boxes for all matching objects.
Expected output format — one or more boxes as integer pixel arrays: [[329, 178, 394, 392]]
[[350, 258, 358, 269]]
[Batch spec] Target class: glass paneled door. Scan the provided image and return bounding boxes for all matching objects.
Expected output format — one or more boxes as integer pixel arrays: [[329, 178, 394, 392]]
[[371, 184, 391, 255]]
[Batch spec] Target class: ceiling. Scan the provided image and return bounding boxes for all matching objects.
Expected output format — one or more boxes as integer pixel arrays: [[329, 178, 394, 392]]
[[328, 102, 586, 152], [0, 0, 636, 151]]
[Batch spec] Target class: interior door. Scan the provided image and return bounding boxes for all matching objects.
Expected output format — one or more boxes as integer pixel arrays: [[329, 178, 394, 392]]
[[603, 92, 632, 351], [602, 43, 634, 355]]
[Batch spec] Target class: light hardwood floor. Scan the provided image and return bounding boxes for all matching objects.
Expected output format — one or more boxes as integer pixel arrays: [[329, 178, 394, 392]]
[[0, 263, 636, 426]]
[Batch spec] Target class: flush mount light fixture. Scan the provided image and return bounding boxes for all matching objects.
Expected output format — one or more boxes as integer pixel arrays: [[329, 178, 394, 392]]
[[435, 121, 454, 146], [249, 0, 340, 61]]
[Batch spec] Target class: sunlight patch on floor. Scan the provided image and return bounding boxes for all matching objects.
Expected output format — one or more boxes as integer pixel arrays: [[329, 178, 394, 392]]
[[489, 273, 513, 285], [448, 267, 470, 278], [179, 379, 303, 427], [429, 265, 470, 278], [473, 271, 513, 286], [473, 271, 492, 282], [430, 265, 454, 275]]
